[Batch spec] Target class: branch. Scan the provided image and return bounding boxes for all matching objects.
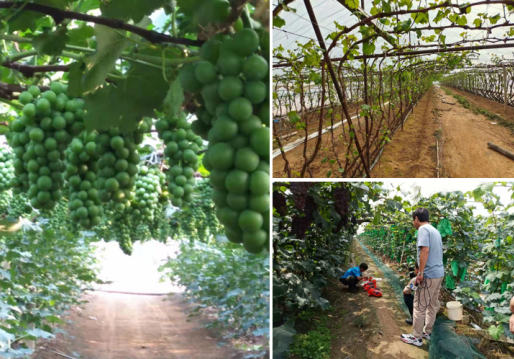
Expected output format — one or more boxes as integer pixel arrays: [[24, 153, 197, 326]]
[[0, 1, 204, 47], [1, 62, 69, 77], [273, 0, 296, 17]]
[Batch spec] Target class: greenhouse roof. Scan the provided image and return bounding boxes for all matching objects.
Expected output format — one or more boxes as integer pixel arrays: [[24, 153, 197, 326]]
[[273, 0, 514, 69]]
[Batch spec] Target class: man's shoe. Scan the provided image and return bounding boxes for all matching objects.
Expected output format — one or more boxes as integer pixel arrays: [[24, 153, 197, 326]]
[[401, 334, 422, 347], [422, 332, 431, 341], [405, 318, 413, 325]]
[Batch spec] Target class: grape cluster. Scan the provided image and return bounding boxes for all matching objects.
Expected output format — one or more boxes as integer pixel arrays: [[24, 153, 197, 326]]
[[0, 146, 14, 192], [150, 205, 173, 242], [8, 82, 84, 210], [133, 166, 162, 222], [181, 29, 270, 254], [273, 190, 287, 216], [64, 132, 104, 229], [111, 210, 133, 255], [8, 193, 32, 220], [334, 185, 350, 216], [41, 199, 69, 231], [134, 223, 151, 242], [0, 191, 12, 215], [290, 182, 313, 211], [154, 113, 202, 208], [94, 126, 145, 212]]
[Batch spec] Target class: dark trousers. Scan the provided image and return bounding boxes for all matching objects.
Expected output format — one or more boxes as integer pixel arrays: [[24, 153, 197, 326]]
[[404, 294, 414, 317], [340, 276, 357, 291]]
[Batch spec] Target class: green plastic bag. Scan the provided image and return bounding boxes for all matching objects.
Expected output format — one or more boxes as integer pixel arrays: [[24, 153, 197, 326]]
[[458, 265, 467, 281], [451, 260, 459, 276], [437, 218, 453, 238], [446, 274, 455, 290]]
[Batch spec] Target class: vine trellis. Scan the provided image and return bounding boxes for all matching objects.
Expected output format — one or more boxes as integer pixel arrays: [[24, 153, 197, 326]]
[[273, 0, 514, 178]]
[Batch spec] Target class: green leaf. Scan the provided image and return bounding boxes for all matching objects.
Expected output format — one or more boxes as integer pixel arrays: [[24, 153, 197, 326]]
[[7, 11, 43, 32], [163, 77, 184, 117], [32, 27, 68, 56], [84, 63, 169, 133], [346, 0, 359, 10], [274, 16, 286, 28], [363, 41, 375, 55], [100, 0, 166, 22], [273, 318, 296, 358], [67, 24, 95, 47], [68, 24, 129, 97], [488, 324, 504, 340]]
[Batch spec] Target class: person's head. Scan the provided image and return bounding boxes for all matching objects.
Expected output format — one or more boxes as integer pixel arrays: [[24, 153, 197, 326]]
[[359, 263, 368, 274], [412, 208, 429, 229]]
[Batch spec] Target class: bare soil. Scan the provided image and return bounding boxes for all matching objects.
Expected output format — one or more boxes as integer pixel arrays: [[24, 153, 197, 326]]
[[31, 292, 246, 359], [372, 87, 439, 178], [325, 240, 428, 359], [372, 85, 514, 178]]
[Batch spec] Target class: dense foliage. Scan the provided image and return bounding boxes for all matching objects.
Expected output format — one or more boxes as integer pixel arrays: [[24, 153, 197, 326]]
[[272, 181, 383, 357], [359, 183, 514, 340], [0, 222, 101, 358], [159, 239, 269, 344]]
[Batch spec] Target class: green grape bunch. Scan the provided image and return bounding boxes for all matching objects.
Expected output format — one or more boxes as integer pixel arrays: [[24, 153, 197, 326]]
[[63, 131, 104, 229], [8, 193, 32, 220], [133, 165, 162, 222], [94, 118, 150, 213], [180, 28, 270, 254], [7, 82, 86, 210], [154, 112, 203, 208], [0, 145, 14, 192], [0, 191, 12, 215]]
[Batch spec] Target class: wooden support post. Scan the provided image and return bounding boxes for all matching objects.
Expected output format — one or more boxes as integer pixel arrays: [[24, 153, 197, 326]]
[[504, 64, 508, 114], [303, 0, 371, 178]]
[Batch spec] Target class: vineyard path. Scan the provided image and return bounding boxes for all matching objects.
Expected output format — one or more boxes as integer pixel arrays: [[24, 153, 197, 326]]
[[326, 239, 428, 359], [31, 241, 231, 359], [32, 292, 229, 359], [373, 85, 514, 178]]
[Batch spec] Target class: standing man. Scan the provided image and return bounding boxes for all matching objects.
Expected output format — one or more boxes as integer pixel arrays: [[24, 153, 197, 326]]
[[401, 208, 445, 347]]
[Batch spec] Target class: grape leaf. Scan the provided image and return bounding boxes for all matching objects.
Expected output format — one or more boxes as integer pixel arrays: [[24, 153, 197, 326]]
[[163, 77, 184, 117], [67, 24, 95, 47], [84, 63, 168, 133], [100, 0, 167, 22], [7, 11, 43, 32], [32, 27, 68, 56], [68, 24, 128, 97], [274, 16, 286, 28], [488, 324, 504, 340], [363, 42, 375, 55]]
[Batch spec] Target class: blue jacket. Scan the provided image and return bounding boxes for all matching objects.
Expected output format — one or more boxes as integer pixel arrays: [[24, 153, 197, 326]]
[[341, 266, 362, 279]]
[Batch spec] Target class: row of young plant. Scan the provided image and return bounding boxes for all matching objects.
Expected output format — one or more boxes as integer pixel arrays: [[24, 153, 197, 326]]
[[156, 179, 269, 355], [0, 222, 101, 358], [272, 181, 384, 357], [359, 182, 514, 340]]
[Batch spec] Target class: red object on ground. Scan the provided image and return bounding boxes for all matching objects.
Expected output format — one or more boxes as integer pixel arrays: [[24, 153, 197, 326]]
[[368, 288, 383, 297]]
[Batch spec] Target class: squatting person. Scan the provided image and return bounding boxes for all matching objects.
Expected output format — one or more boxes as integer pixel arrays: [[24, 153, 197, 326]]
[[339, 263, 368, 293], [403, 262, 419, 325], [401, 208, 444, 347]]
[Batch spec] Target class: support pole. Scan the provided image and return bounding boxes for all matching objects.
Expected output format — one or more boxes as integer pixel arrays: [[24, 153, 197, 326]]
[[504, 64, 508, 113], [303, 0, 371, 178]]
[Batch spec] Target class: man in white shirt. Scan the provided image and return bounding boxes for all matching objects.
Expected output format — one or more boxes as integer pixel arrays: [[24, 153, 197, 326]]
[[401, 208, 445, 347]]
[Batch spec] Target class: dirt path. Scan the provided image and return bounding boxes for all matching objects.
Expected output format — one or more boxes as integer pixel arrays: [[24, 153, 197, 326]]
[[325, 240, 428, 359], [372, 87, 438, 178], [373, 85, 514, 178], [32, 292, 230, 359]]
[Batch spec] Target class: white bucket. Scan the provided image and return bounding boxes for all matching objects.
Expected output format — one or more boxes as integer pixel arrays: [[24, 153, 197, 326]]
[[447, 301, 463, 321]]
